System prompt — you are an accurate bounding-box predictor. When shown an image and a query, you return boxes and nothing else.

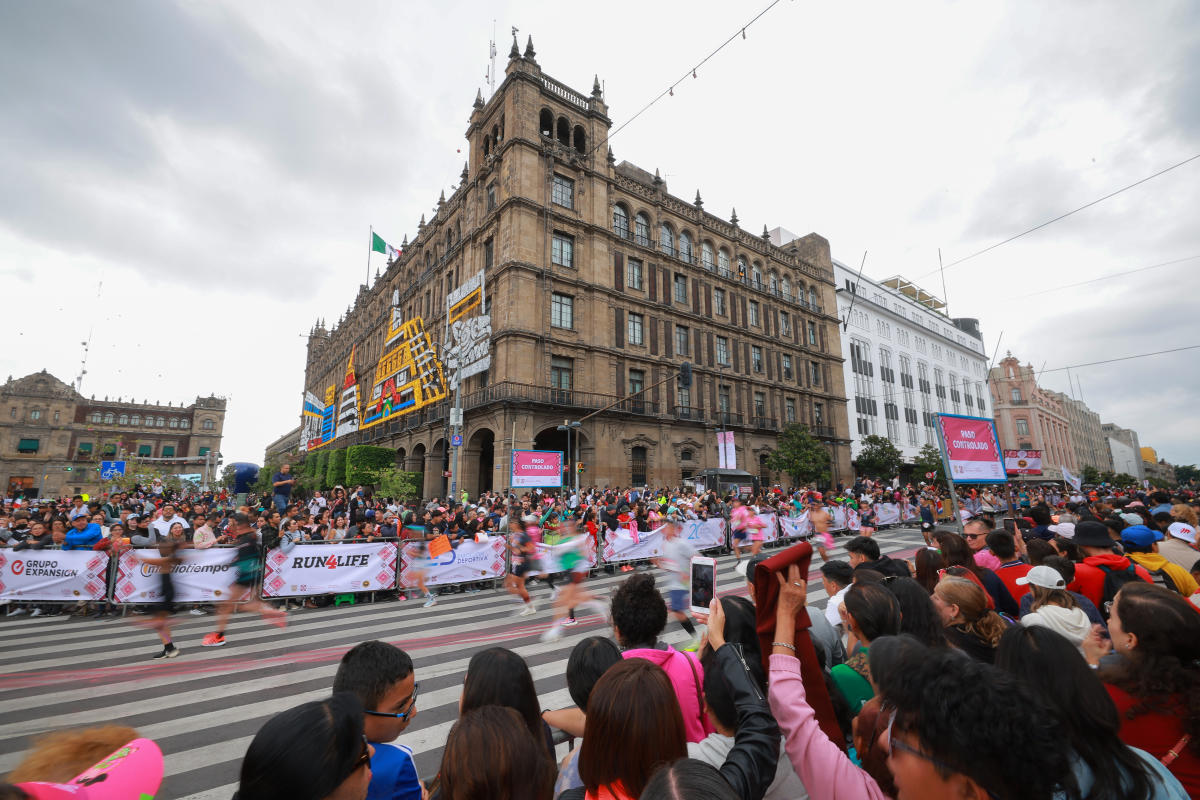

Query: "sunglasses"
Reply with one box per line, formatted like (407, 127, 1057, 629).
(363, 683, 420, 721)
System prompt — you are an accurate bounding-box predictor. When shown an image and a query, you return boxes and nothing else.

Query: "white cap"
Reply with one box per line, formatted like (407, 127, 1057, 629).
(1047, 522, 1075, 539)
(1168, 521, 1196, 545)
(1016, 565, 1066, 590)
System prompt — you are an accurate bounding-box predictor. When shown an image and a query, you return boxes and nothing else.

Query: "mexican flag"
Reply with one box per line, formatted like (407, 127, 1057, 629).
(372, 231, 399, 261)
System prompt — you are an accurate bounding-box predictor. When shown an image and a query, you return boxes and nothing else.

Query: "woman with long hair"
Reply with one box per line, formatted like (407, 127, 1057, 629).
(1101, 583, 1200, 795)
(913, 546, 945, 594)
(885, 576, 948, 648)
(996, 625, 1188, 800)
(437, 706, 554, 800)
(932, 576, 1009, 663)
(1018, 565, 1092, 653)
(831, 583, 901, 712)
(235, 692, 372, 800)
(459, 647, 551, 755)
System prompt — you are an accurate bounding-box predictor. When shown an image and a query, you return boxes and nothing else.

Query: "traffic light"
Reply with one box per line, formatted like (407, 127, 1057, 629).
(62, 466, 72, 472)
(679, 361, 692, 389)
(577, 462, 585, 473)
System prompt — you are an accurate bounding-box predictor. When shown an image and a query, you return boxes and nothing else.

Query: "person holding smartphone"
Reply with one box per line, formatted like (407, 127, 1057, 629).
(654, 515, 700, 649)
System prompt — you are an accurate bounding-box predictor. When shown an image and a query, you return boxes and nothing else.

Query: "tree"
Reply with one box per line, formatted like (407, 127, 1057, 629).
(765, 425, 832, 487)
(218, 463, 238, 491)
(326, 449, 348, 488)
(1175, 464, 1199, 485)
(912, 444, 946, 486)
(853, 435, 904, 480)
(1113, 472, 1136, 486)
(345, 445, 396, 486)
(362, 467, 421, 501)
(1081, 465, 1102, 486)
(252, 455, 285, 496)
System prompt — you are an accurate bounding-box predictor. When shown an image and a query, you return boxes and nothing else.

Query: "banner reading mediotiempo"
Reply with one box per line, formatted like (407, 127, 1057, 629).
(0, 550, 109, 601)
(114, 547, 240, 604)
(262, 541, 399, 597)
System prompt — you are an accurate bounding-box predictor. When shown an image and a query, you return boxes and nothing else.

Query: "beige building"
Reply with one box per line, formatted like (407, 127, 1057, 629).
(1140, 447, 1174, 484)
(988, 354, 1076, 481)
(299, 41, 852, 497)
(1045, 390, 1112, 474)
(1, 370, 226, 499)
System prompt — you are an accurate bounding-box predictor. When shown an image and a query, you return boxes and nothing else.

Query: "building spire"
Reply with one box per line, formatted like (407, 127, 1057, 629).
(694, 190, 703, 208)
(473, 88, 484, 109)
(523, 35, 536, 62)
(592, 74, 602, 97)
(509, 35, 520, 59)
(730, 207, 739, 226)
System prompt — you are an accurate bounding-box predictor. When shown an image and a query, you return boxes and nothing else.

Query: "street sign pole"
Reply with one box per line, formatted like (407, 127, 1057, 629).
(933, 414, 965, 534)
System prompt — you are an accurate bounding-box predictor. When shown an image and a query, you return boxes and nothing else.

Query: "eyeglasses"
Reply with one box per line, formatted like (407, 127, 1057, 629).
(352, 733, 371, 771)
(882, 709, 956, 774)
(363, 683, 420, 721)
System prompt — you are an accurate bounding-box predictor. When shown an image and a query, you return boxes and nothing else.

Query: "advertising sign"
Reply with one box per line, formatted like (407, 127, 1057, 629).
(511, 450, 563, 488)
(261, 542, 399, 597)
(115, 547, 239, 604)
(0, 550, 109, 601)
(399, 535, 506, 588)
(1004, 449, 1044, 475)
(445, 269, 491, 390)
(717, 431, 736, 469)
(935, 414, 1007, 483)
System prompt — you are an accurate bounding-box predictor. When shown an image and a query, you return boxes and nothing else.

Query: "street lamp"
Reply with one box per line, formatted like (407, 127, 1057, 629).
(556, 420, 582, 496)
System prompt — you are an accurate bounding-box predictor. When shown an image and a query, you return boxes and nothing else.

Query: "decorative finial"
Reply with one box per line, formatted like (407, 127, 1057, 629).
(606, 147, 615, 165)
(694, 190, 703, 208)
(461, 161, 469, 181)
(438, 189, 446, 205)
(418, 214, 426, 229)
(592, 75, 602, 97)
(524, 35, 536, 61)
(509, 35, 520, 59)
(762, 225, 770, 240)
(401, 234, 408, 247)
(375, 267, 381, 279)
(730, 208, 739, 226)
(653, 168, 663, 186)
(473, 89, 484, 110)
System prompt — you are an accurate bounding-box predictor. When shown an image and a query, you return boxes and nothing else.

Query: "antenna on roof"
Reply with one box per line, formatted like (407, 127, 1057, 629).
(487, 20, 498, 97)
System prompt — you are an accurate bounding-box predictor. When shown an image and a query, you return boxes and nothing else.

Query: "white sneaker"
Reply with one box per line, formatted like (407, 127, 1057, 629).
(189, 608, 207, 616)
(31, 608, 44, 617)
(540, 624, 564, 643)
(423, 595, 437, 608)
(518, 603, 537, 617)
(9, 608, 27, 616)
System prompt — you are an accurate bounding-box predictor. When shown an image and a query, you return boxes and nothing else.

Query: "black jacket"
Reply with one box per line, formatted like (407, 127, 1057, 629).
(855, 555, 910, 579)
(560, 643, 779, 800)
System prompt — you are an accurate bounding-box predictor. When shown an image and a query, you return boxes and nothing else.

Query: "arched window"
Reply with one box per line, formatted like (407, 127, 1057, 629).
(681, 449, 694, 462)
(130, 414, 141, 426)
(156, 417, 165, 428)
(202, 419, 216, 431)
(769, 272, 779, 293)
(483, 135, 491, 157)
(180, 418, 189, 429)
(659, 224, 675, 256)
(103, 412, 114, 424)
(634, 213, 651, 247)
(718, 248, 731, 274)
(30, 409, 41, 421)
(781, 276, 791, 299)
(737, 255, 748, 281)
(809, 287, 818, 308)
(118, 414, 128, 425)
(90, 412, 102, 423)
(573, 125, 586, 154)
(169, 418, 179, 429)
(556, 117, 570, 147)
(678, 231, 693, 264)
(613, 204, 630, 239)
(701, 242, 715, 271)
(752, 262, 763, 287)
(539, 109, 553, 137)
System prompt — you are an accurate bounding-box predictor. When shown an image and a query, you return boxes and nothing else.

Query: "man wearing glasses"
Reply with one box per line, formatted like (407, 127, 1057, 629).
(333, 640, 423, 800)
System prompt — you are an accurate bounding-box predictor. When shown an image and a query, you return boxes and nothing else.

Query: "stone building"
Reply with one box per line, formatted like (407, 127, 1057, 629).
(988, 354, 1076, 481)
(299, 40, 852, 497)
(1045, 390, 1112, 474)
(0, 370, 226, 499)
(1103, 423, 1143, 481)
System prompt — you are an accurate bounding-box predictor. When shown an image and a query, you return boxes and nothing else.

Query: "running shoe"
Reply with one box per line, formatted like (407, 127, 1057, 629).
(518, 602, 537, 617)
(8, 608, 27, 616)
(540, 625, 564, 643)
(189, 608, 207, 616)
(562, 618, 578, 627)
(30, 609, 45, 617)
(201, 632, 226, 647)
(423, 595, 438, 608)
(153, 647, 181, 660)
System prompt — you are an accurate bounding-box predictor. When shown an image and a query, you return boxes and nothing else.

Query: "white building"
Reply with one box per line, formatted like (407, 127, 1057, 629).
(832, 261, 992, 469)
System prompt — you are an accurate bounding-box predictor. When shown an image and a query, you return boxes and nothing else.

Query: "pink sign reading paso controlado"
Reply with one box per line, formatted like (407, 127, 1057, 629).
(511, 449, 564, 488)
(936, 414, 1007, 483)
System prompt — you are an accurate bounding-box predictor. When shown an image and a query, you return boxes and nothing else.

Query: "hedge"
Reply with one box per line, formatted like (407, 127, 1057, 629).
(326, 448, 347, 488)
(314, 450, 330, 490)
(345, 445, 396, 486)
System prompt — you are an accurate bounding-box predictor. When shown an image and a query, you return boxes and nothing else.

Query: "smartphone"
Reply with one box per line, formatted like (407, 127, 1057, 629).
(690, 556, 717, 615)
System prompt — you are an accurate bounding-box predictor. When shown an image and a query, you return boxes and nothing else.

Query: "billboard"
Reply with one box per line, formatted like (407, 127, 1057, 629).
(1004, 449, 1044, 475)
(935, 414, 1007, 484)
(511, 450, 563, 488)
(444, 269, 491, 391)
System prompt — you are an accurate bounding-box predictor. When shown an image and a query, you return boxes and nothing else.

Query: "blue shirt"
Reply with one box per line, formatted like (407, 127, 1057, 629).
(366, 741, 421, 800)
(64, 523, 102, 550)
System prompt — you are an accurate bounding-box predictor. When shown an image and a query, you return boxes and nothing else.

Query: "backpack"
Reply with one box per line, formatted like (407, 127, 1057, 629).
(1097, 563, 1145, 617)
(1141, 564, 1179, 595)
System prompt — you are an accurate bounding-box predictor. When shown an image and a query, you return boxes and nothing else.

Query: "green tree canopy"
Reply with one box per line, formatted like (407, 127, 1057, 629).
(765, 424, 832, 487)
(346, 446, 396, 486)
(1081, 465, 1102, 486)
(1175, 464, 1198, 485)
(854, 435, 904, 480)
(913, 443, 946, 485)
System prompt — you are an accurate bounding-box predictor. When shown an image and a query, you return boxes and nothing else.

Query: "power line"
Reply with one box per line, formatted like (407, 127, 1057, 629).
(588, 0, 787, 159)
(998, 254, 1200, 302)
(915, 151, 1200, 280)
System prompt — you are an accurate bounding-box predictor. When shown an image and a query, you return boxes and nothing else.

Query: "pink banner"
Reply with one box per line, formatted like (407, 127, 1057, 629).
(510, 449, 563, 488)
(1004, 449, 1043, 475)
(937, 414, 1006, 483)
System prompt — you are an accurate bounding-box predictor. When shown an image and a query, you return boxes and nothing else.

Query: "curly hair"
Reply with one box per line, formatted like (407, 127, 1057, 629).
(1171, 503, 1198, 528)
(1101, 582, 1200, 758)
(611, 572, 667, 648)
(935, 576, 1007, 648)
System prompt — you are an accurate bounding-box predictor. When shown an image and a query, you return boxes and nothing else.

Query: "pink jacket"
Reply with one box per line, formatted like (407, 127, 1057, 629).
(623, 646, 712, 743)
(768, 654, 886, 800)
(973, 549, 1002, 571)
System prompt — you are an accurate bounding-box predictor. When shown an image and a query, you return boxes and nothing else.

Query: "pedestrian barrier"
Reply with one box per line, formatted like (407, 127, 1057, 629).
(113, 546, 242, 605)
(0, 546, 109, 603)
(262, 539, 400, 598)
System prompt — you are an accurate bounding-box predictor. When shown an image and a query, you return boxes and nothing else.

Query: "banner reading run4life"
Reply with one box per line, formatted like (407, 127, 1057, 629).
(113, 547, 239, 604)
(262, 542, 399, 598)
(0, 550, 109, 601)
(399, 536, 506, 589)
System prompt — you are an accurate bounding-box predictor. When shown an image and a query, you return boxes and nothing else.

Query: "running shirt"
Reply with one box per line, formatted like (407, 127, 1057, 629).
(233, 534, 261, 585)
(660, 537, 697, 592)
(365, 741, 421, 800)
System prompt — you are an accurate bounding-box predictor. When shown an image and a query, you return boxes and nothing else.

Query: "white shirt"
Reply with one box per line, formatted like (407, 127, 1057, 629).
(150, 514, 190, 541)
(825, 583, 851, 632)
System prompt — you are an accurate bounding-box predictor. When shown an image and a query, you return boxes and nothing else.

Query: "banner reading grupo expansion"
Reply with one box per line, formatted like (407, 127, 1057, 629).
(936, 413, 1007, 483)
(0, 550, 109, 601)
(114, 547, 240, 604)
(399, 535, 506, 588)
(262, 542, 399, 598)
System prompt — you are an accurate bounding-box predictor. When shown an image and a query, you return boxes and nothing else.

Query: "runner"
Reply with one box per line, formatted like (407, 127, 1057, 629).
(808, 495, 833, 563)
(201, 512, 286, 647)
(858, 501, 877, 537)
(401, 506, 435, 605)
(505, 514, 537, 617)
(540, 522, 605, 642)
(140, 536, 183, 660)
(652, 513, 700, 649)
(729, 497, 756, 562)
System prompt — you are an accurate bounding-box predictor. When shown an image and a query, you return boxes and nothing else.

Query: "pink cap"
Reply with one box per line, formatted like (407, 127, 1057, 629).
(17, 738, 163, 800)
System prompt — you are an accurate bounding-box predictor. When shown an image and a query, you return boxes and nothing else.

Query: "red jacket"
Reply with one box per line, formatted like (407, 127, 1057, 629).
(995, 560, 1032, 603)
(1069, 553, 1153, 609)
(1106, 683, 1200, 795)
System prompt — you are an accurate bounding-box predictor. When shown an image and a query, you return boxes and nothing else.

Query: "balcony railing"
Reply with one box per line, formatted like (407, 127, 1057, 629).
(713, 411, 744, 427)
(751, 416, 778, 431)
(634, 233, 651, 248)
(674, 405, 705, 422)
(811, 425, 836, 438)
(461, 381, 658, 417)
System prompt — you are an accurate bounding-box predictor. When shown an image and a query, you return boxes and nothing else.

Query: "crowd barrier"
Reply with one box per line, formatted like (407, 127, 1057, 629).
(0, 548, 110, 603)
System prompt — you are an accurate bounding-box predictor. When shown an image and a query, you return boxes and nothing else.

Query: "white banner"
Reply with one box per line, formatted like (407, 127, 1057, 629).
(830, 507, 847, 531)
(602, 524, 666, 563)
(399, 536, 506, 588)
(114, 547, 241, 604)
(1062, 465, 1082, 492)
(0, 550, 109, 601)
(535, 534, 598, 574)
(757, 512, 780, 543)
(874, 503, 901, 525)
(779, 513, 811, 539)
(262, 542, 399, 597)
(681, 518, 727, 551)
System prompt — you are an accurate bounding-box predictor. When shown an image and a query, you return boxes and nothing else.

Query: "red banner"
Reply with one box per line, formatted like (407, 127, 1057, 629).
(1004, 450, 1043, 475)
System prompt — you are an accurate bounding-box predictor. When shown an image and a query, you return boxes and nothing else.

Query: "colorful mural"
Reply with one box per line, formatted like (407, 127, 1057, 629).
(361, 311, 447, 430)
(299, 390, 323, 451)
(444, 269, 491, 391)
(336, 346, 360, 438)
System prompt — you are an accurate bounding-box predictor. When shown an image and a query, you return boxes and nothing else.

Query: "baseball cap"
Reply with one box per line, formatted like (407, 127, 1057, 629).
(16, 737, 163, 799)
(1016, 565, 1067, 590)
(1121, 524, 1163, 548)
(1047, 522, 1076, 539)
(1168, 521, 1197, 544)
(1118, 513, 1144, 528)
(1073, 520, 1114, 548)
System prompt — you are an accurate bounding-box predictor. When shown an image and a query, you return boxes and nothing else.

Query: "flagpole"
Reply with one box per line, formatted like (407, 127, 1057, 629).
(366, 226, 373, 285)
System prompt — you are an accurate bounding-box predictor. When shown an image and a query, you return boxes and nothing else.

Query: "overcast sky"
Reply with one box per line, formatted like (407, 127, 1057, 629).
(2, 0, 1198, 469)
